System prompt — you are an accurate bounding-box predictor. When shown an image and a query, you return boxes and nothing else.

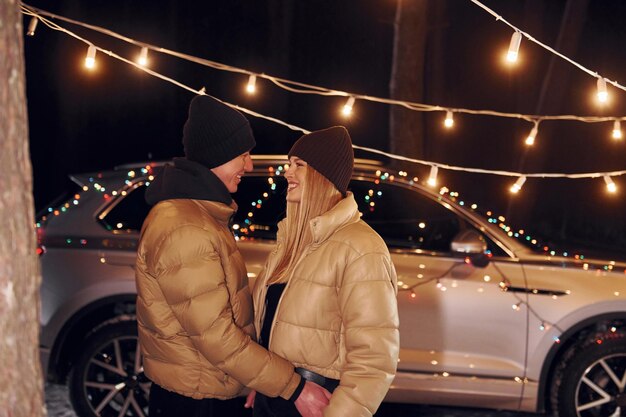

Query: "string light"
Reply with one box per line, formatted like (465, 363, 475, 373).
(604, 175, 617, 193)
(612, 120, 622, 140)
(137, 46, 148, 66)
(470, 0, 626, 96)
(444, 110, 454, 128)
(246, 74, 257, 94)
(20, 4, 626, 194)
(84, 45, 97, 69)
(22, 4, 626, 129)
(341, 96, 355, 117)
(597, 77, 609, 103)
(506, 31, 522, 63)
(427, 166, 438, 187)
(525, 123, 538, 146)
(509, 176, 526, 194)
(26, 16, 38, 36)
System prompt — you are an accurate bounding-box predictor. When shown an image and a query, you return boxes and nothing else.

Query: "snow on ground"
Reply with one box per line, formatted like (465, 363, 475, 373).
(45, 384, 76, 417)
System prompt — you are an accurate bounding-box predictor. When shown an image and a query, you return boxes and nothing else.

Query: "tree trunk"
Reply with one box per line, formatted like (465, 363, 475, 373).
(389, 0, 429, 163)
(0, 1, 45, 416)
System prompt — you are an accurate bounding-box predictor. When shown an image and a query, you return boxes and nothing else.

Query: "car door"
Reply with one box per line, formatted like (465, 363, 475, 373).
(350, 179, 529, 408)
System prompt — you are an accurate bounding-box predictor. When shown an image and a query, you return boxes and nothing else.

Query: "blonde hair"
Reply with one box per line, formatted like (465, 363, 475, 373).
(267, 166, 342, 283)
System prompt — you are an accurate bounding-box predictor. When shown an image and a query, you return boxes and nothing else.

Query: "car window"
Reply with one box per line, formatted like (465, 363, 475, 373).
(351, 180, 462, 251)
(96, 169, 506, 258)
(99, 183, 151, 232)
(232, 175, 287, 240)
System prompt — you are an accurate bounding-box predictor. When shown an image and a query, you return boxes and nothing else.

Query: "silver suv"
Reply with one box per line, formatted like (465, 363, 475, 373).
(38, 156, 626, 417)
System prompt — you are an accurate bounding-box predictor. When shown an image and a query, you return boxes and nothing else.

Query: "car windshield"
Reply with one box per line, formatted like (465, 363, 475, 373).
(440, 189, 626, 261)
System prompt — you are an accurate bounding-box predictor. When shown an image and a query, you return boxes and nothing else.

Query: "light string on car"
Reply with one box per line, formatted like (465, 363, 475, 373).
(20, 4, 626, 196)
(35, 158, 625, 273)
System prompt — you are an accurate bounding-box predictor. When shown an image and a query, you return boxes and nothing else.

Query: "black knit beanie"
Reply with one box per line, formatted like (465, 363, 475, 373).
(182, 95, 256, 169)
(288, 126, 354, 196)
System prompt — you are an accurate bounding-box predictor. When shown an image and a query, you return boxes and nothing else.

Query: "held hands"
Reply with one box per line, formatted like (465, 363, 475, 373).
(242, 381, 331, 416)
(244, 390, 256, 409)
(295, 381, 332, 417)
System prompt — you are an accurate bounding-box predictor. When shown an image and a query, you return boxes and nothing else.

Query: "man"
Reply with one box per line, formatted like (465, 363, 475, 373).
(135, 95, 330, 416)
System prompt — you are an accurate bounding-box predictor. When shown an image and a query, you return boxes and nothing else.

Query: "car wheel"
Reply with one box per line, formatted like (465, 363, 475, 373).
(556, 333, 626, 417)
(68, 320, 150, 417)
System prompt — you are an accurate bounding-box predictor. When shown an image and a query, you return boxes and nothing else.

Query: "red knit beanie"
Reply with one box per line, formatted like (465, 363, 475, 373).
(288, 126, 354, 196)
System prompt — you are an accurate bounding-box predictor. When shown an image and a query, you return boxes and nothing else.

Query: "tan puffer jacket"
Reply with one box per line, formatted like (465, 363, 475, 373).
(136, 198, 299, 400)
(253, 194, 400, 417)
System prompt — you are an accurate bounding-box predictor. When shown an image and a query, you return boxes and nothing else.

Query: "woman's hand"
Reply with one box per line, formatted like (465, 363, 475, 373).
(244, 390, 256, 408)
(295, 381, 332, 417)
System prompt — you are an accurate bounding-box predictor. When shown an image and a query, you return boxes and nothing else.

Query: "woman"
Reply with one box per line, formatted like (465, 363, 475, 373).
(249, 126, 400, 417)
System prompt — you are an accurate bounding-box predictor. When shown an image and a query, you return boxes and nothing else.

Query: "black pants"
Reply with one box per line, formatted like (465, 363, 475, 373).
(252, 393, 299, 417)
(149, 382, 246, 417)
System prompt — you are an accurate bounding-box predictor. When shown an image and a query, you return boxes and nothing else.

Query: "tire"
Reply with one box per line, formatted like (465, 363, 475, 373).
(68, 320, 150, 417)
(556, 333, 626, 417)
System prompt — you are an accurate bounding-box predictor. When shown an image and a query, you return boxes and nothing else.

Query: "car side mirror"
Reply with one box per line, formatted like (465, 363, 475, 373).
(451, 230, 489, 267)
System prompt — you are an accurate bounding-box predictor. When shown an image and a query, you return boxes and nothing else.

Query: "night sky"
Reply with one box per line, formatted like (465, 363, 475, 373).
(22, 0, 626, 257)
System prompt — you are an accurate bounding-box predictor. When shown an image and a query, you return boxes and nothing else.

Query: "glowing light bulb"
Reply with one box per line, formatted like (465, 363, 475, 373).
(604, 175, 617, 193)
(612, 120, 622, 140)
(246, 74, 257, 94)
(510, 176, 527, 193)
(138, 47, 149, 66)
(506, 32, 522, 63)
(85, 45, 97, 69)
(26, 17, 39, 37)
(525, 124, 538, 146)
(427, 166, 438, 187)
(342, 96, 355, 117)
(444, 111, 454, 128)
(597, 77, 608, 103)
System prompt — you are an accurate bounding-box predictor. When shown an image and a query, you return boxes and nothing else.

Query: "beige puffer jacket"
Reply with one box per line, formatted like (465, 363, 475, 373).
(136, 197, 299, 400)
(253, 193, 400, 417)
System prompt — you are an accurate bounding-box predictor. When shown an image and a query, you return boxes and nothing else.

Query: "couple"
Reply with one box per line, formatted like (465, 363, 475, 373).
(135, 95, 400, 417)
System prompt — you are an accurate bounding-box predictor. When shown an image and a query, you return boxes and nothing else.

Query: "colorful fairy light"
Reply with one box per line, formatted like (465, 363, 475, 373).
(444, 110, 454, 128)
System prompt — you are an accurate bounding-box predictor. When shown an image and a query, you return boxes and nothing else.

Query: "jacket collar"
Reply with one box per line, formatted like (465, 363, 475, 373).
(275, 192, 360, 247)
(197, 200, 238, 224)
(145, 157, 233, 206)
(308, 192, 360, 244)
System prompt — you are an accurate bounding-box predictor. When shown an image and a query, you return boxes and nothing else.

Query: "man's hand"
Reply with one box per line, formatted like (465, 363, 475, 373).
(244, 390, 256, 409)
(294, 381, 332, 417)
